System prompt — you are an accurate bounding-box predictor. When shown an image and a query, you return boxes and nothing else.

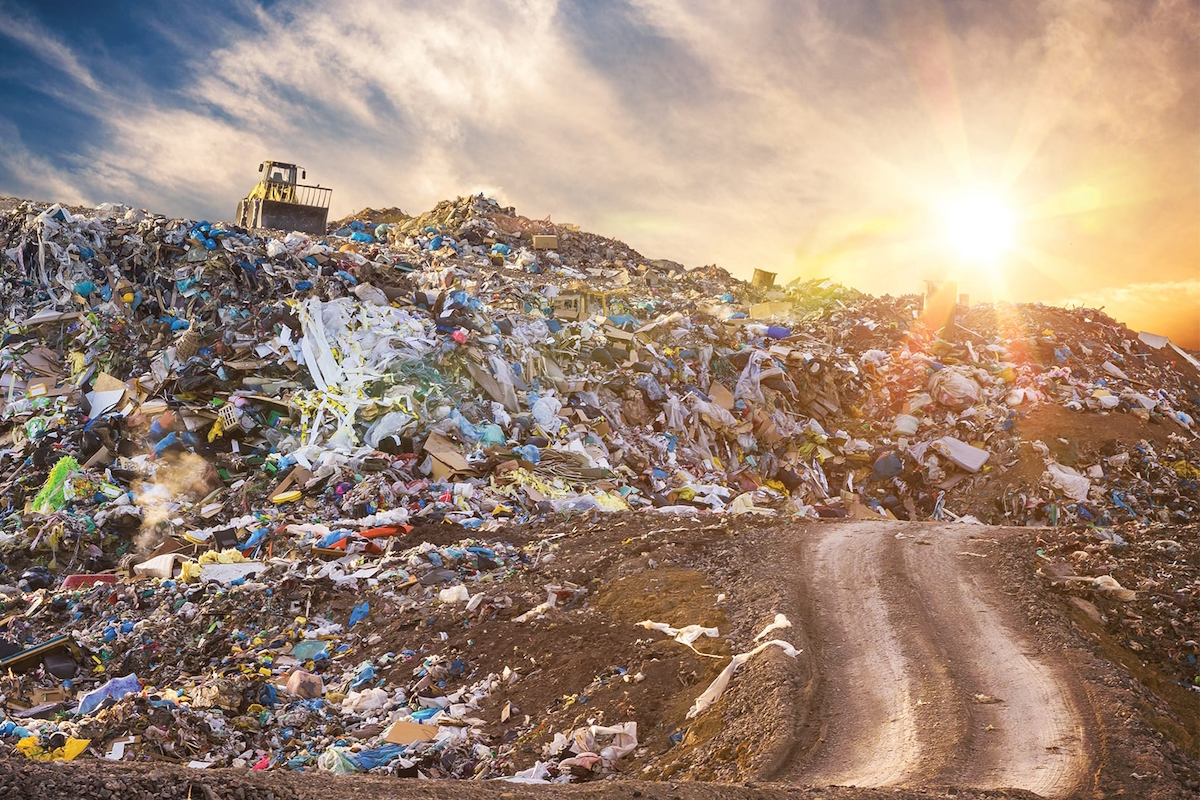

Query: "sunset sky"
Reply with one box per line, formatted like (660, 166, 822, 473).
(1, 0, 1197, 345)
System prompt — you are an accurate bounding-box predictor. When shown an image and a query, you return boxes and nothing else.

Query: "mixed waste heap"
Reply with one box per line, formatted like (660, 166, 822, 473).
(0, 195, 1196, 780)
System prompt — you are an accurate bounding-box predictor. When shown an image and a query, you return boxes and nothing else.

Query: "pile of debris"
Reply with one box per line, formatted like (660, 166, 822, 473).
(0, 195, 1196, 779)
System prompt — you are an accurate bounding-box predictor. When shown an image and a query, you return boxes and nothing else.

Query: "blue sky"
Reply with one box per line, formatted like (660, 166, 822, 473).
(1, 0, 1197, 344)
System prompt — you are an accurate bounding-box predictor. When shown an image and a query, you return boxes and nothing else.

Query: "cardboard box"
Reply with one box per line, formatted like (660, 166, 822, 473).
(531, 235, 558, 250)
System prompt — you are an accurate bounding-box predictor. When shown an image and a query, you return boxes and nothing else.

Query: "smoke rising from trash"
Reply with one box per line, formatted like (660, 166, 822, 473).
(130, 451, 212, 553)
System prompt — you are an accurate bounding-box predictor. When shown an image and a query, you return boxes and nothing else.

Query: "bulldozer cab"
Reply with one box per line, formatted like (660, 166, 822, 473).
(267, 163, 292, 183)
(260, 161, 299, 203)
(236, 160, 330, 235)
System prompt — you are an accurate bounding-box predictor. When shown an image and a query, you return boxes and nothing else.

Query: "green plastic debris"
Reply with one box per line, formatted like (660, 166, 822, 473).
(31, 456, 80, 514)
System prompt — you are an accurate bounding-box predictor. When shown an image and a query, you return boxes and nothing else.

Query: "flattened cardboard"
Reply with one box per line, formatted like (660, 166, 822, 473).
(133, 553, 188, 579)
(21, 349, 61, 376)
(754, 414, 782, 446)
(708, 382, 735, 411)
(466, 361, 519, 413)
(604, 325, 636, 344)
(423, 433, 472, 481)
(749, 301, 792, 319)
(269, 466, 313, 502)
(384, 718, 438, 745)
(93, 372, 128, 394)
(83, 446, 113, 468)
(5, 687, 69, 711)
(22, 309, 81, 326)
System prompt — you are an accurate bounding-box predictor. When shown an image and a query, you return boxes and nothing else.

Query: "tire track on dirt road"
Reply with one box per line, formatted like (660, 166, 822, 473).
(782, 522, 1093, 797)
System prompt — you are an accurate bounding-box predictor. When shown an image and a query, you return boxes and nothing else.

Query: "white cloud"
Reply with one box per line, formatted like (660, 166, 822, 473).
(0, 1, 100, 92)
(77, 0, 673, 228)
(0, 119, 92, 205)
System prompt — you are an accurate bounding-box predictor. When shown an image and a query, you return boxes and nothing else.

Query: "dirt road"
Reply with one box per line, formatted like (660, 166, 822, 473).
(780, 522, 1093, 796)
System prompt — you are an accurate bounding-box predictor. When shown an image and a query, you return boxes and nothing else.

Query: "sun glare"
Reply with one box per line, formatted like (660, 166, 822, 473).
(939, 191, 1016, 263)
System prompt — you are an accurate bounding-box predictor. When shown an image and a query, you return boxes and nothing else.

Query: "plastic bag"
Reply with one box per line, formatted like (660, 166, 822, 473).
(353, 743, 405, 770)
(663, 395, 686, 431)
(637, 620, 721, 658)
(592, 721, 638, 761)
(448, 409, 482, 441)
(1046, 462, 1090, 502)
(349, 601, 370, 627)
(504, 761, 551, 783)
(480, 424, 506, 445)
(730, 493, 776, 515)
(635, 374, 666, 402)
(365, 411, 415, 449)
(438, 584, 470, 603)
(928, 369, 980, 409)
(549, 495, 603, 514)
(16, 736, 90, 762)
(318, 745, 361, 774)
(78, 674, 141, 716)
(687, 637, 800, 719)
(342, 687, 389, 714)
(735, 351, 769, 404)
(531, 395, 562, 428)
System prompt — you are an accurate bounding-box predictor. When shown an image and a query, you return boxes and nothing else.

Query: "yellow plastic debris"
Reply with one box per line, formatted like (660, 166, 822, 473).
(593, 492, 630, 511)
(1170, 460, 1200, 480)
(16, 736, 90, 761)
(198, 548, 248, 565)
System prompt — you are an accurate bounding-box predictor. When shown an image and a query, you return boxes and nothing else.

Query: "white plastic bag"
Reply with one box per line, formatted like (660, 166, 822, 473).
(438, 584, 471, 603)
(531, 395, 562, 428)
(1046, 462, 1090, 502)
(929, 369, 980, 409)
(735, 351, 769, 404)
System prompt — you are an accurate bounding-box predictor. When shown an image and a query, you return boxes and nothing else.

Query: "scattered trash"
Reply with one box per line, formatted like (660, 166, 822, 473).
(0, 194, 1195, 782)
(686, 617, 801, 719)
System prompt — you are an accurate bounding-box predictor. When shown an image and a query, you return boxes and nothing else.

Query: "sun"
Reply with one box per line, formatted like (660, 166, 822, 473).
(938, 191, 1016, 263)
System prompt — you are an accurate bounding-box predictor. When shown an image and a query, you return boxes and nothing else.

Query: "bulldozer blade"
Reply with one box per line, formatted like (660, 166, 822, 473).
(257, 200, 328, 236)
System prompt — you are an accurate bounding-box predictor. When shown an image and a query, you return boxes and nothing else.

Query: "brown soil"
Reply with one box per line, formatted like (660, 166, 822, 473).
(1015, 403, 1183, 453)
(960, 400, 1193, 524)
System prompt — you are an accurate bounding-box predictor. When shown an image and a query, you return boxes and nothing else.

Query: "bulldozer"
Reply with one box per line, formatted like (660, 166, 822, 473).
(235, 160, 331, 235)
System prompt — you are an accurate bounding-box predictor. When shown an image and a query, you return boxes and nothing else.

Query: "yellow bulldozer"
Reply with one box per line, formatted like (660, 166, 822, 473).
(235, 160, 331, 235)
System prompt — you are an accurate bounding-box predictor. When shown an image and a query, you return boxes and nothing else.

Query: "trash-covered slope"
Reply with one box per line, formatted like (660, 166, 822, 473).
(0, 195, 1196, 787)
(2, 196, 1195, 531)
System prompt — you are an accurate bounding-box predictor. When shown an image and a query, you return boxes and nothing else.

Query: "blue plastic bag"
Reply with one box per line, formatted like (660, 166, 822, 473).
(348, 601, 370, 627)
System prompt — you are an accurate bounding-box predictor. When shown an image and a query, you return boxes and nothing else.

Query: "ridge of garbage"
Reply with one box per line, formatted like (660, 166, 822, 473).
(0, 194, 1196, 780)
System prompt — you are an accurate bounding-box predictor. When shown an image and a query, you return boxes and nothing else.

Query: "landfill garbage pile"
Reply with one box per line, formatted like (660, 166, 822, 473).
(1033, 520, 1200, 695)
(0, 195, 1197, 781)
